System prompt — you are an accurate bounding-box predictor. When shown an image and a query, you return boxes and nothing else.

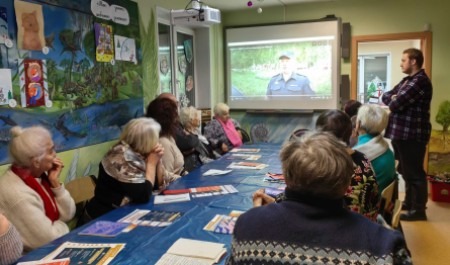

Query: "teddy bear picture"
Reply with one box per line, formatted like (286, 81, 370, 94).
(14, 0, 45, 51)
(21, 11, 42, 50)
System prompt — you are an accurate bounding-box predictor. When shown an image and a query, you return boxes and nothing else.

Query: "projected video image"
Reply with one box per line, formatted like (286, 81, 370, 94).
(229, 38, 333, 99)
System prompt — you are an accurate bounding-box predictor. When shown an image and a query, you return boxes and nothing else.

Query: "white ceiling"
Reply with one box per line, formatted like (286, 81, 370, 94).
(201, 0, 336, 11)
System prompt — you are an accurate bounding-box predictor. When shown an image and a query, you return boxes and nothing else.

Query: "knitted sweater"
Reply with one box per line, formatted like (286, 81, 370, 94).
(0, 169, 75, 252)
(0, 222, 23, 265)
(228, 189, 411, 265)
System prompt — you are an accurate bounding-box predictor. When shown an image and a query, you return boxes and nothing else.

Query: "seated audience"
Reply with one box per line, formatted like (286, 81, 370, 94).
(316, 109, 380, 221)
(179, 106, 215, 171)
(146, 98, 186, 178)
(204, 102, 242, 154)
(228, 132, 412, 265)
(354, 104, 396, 192)
(0, 213, 23, 265)
(0, 126, 75, 251)
(85, 118, 165, 221)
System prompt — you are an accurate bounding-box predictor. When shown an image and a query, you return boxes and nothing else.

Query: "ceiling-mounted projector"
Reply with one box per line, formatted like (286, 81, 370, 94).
(171, 6, 221, 27)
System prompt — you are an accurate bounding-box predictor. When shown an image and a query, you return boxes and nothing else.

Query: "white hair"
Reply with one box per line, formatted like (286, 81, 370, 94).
(179, 106, 199, 127)
(213, 102, 229, 116)
(120, 118, 161, 155)
(9, 126, 52, 167)
(356, 104, 388, 135)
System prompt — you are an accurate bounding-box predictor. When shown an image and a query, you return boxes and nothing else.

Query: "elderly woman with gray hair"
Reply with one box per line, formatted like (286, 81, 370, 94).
(228, 132, 411, 265)
(178, 106, 215, 171)
(353, 104, 396, 192)
(204, 102, 243, 154)
(0, 126, 75, 251)
(85, 118, 165, 221)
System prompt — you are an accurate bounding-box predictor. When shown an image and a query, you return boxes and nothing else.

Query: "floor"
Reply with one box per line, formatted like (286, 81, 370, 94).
(399, 192, 450, 265)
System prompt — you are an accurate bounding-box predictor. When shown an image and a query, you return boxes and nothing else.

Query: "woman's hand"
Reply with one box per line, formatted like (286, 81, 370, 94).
(47, 157, 64, 188)
(146, 144, 164, 167)
(252, 189, 275, 207)
(221, 143, 229, 153)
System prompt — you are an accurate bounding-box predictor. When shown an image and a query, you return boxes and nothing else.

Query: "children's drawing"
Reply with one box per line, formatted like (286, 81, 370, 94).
(14, 0, 45, 51)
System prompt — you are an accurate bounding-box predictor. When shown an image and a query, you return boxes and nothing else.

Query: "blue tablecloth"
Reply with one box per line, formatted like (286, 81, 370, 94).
(17, 143, 284, 264)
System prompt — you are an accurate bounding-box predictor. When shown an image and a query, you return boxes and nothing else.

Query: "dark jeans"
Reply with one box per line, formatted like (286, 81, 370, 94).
(392, 139, 428, 212)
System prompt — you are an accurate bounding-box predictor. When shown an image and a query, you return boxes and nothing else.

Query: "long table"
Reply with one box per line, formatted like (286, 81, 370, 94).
(17, 143, 284, 264)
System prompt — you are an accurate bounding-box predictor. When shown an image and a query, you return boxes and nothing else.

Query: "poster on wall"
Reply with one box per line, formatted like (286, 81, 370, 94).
(94, 22, 114, 63)
(0, 0, 143, 165)
(0, 7, 8, 44)
(114, 35, 136, 63)
(14, 0, 45, 51)
(0, 69, 13, 105)
(19, 58, 47, 108)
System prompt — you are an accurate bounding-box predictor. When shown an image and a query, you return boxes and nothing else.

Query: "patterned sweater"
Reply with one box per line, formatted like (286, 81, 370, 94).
(228, 189, 411, 265)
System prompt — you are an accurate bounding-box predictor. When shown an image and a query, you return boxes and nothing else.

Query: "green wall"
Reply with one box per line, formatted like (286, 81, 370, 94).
(221, 0, 450, 129)
(3, 0, 448, 177)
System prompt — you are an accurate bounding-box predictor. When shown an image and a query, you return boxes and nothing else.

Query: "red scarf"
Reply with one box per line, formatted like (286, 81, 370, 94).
(11, 165, 60, 222)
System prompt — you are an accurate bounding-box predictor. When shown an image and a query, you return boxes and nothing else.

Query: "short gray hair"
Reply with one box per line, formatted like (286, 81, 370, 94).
(280, 131, 353, 199)
(179, 106, 199, 127)
(356, 104, 388, 135)
(213, 102, 229, 116)
(120, 118, 161, 155)
(9, 126, 52, 167)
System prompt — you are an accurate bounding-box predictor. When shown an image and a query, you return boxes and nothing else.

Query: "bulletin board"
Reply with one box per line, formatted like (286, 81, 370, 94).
(0, 0, 143, 165)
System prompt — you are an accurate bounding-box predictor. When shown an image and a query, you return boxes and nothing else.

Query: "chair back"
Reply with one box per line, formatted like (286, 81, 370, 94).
(391, 199, 403, 229)
(289, 128, 309, 141)
(380, 180, 396, 213)
(237, 127, 251, 143)
(65, 175, 97, 229)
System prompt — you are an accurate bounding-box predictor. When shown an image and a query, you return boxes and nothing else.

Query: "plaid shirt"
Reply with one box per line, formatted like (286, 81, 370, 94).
(382, 69, 432, 143)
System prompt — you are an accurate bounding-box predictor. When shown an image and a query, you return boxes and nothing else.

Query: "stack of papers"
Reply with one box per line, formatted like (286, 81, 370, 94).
(202, 169, 232, 176)
(162, 185, 238, 198)
(17, 259, 70, 265)
(154, 193, 191, 204)
(118, 209, 182, 227)
(203, 210, 244, 234)
(226, 154, 261, 161)
(264, 172, 285, 183)
(228, 161, 268, 169)
(155, 238, 227, 265)
(43, 242, 125, 265)
(230, 148, 260, 153)
(78, 221, 132, 237)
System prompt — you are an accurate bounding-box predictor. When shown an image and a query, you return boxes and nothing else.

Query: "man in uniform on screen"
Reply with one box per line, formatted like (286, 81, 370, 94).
(266, 51, 315, 96)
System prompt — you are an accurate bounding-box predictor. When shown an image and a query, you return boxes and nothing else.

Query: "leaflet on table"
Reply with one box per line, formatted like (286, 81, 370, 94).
(118, 209, 182, 227)
(154, 193, 191, 204)
(229, 148, 260, 153)
(203, 210, 244, 234)
(190, 185, 238, 198)
(227, 161, 268, 169)
(17, 258, 70, 265)
(44, 242, 125, 265)
(226, 154, 262, 161)
(162, 185, 238, 197)
(264, 172, 285, 183)
(78, 221, 133, 237)
(155, 238, 227, 265)
(202, 169, 232, 176)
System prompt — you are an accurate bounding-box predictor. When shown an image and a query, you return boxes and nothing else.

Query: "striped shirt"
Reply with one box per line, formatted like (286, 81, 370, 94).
(382, 69, 432, 143)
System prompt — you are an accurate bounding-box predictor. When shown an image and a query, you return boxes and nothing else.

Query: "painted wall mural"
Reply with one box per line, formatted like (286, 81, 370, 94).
(0, 0, 143, 165)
